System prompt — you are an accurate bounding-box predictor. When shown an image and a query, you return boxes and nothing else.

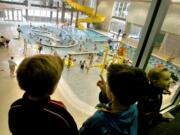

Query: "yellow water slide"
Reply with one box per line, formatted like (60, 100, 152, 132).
(64, 0, 105, 29)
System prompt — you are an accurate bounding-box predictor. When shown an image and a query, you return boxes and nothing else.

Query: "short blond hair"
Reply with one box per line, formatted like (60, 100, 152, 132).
(148, 67, 169, 83)
(17, 54, 64, 97)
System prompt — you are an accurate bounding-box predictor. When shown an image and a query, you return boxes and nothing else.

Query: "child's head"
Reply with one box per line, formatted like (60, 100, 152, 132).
(16, 54, 64, 98)
(148, 67, 171, 91)
(106, 64, 148, 106)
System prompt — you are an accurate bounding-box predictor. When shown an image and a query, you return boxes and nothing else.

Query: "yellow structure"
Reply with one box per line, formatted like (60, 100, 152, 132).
(111, 40, 126, 64)
(89, 41, 127, 75)
(89, 43, 109, 76)
(64, 0, 105, 29)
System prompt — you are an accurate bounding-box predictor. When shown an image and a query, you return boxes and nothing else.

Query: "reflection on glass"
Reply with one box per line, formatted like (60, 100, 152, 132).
(146, 4, 180, 109)
(108, 1, 152, 65)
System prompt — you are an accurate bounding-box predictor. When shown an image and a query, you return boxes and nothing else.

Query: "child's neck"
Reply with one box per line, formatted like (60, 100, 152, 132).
(111, 101, 129, 113)
(27, 95, 48, 101)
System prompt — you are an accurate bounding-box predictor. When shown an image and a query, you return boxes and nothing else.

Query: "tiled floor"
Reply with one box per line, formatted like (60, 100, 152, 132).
(0, 22, 98, 135)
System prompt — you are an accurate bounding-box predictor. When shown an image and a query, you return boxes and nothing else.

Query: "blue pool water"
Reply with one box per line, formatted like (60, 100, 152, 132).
(20, 25, 180, 80)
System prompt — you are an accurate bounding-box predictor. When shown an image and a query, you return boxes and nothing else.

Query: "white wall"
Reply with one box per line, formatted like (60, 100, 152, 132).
(159, 33, 180, 58)
(97, 0, 115, 31)
(127, 2, 180, 35)
(127, 2, 150, 26)
(162, 4, 180, 35)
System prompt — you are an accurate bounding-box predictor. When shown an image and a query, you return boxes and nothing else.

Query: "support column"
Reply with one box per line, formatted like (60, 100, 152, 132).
(61, 1, 65, 22)
(50, 11, 53, 22)
(70, 7, 74, 25)
(75, 10, 79, 28)
(25, 9, 28, 21)
(56, 1, 59, 26)
(24, 0, 28, 21)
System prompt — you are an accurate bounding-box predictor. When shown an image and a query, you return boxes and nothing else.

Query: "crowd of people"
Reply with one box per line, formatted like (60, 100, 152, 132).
(7, 53, 177, 135)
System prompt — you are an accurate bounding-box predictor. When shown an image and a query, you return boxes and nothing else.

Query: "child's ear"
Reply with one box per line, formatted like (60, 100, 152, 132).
(152, 80, 158, 85)
(110, 91, 115, 101)
(152, 80, 160, 87)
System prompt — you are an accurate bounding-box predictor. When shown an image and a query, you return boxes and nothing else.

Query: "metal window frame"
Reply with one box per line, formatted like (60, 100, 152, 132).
(132, 0, 180, 112)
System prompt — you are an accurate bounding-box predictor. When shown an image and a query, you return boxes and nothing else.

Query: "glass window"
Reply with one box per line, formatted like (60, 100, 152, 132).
(65, 12, 71, 20)
(119, 3, 123, 11)
(46, 11, 50, 17)
(18, 10, 22, 20)
(109, 19, 126, 34)
(28, 9, 33, 16)
(114, 2, 119, 11)
(145, 3, 180, 109)
(128, 24, 142, 38)
(34, 10, 41, 16)
(108, 2, 151, 66)
(22, 9, 26, 16)
(89, 0, 96, 8)
(58, 11, 62, 19)
(40, 10, 46, 17)
(14, 10, 17, 20)
(112, 1, 130, 18)
(52, 11, 56, 18)
(5, 10, 8, 20)
(8, 10, 13, 20)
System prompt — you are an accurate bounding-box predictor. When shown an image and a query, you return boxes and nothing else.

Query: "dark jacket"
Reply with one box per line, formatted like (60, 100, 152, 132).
(137, 84, 164, 135)
(99, 91, 110, 104)
(137, 84, 163, 121)
(8, 93, 78, 135)
(79, 104, 138, 135)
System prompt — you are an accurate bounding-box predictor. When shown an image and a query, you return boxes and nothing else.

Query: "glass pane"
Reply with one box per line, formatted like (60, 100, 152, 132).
(5, 10, 8, 20)
(22, 9, 26, 16)
(34, 10, 41, 16)
(14, 10, 17, 20)
(110, 1, 152, 65)
(52, 11, 56, 18)
(18, 10, 22, 20)
(8, 10, 13, 20)
(65, 12, 71, 20)
(28, 9, 33, 16)
(46, 11, 50, 17)
(145, 3, 180, 109)
(41, 10, 46, 17)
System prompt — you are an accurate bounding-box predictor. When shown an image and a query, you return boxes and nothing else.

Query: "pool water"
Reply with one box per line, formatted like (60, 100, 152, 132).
(20, 25, 180, 80)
